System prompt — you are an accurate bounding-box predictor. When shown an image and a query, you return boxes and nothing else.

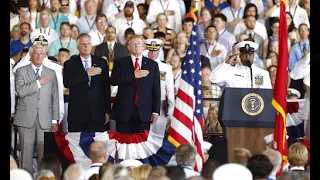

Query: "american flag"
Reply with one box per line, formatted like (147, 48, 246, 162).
(168, 20, 204, 171)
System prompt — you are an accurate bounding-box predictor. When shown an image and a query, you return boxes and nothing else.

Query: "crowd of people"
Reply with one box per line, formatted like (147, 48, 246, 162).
(10, 0, 310, 179)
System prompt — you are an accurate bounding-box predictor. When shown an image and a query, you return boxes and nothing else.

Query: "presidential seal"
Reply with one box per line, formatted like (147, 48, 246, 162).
(241, 93, 264, 116)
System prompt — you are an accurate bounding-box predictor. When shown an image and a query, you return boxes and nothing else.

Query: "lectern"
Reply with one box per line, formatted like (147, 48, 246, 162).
(218, 87, 275, 163)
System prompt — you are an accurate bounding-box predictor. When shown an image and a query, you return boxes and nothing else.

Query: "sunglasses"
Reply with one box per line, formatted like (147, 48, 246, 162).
(61, 3, 69, 6)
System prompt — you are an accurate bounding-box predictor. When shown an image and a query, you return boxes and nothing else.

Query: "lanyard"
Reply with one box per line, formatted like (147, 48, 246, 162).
(289, 5, 298, 19)
(85, 15, 95, 31)
(205, 41, 217, 55)
(230, 7, 241, 20)
(59, 38, 71, 49)
(125, 19, 133, 28)
(97, 32, 104, 43)
(160, 0, 169, 12)
(51, 13, 59, 30)
(30, 11, 39, 29)
(114, 0, 121, 12)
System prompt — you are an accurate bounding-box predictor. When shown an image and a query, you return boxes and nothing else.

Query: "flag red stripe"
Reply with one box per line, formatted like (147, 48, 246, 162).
(168, 127, 190, 145)
(177, 88, 194, 108)
(173, 108, 193, 130)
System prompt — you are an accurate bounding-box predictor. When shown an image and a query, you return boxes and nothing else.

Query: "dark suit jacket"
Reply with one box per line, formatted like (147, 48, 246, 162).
(94, 42, 129, 61)
(63, 54, 111, 124)
(110, 56, 161, 123)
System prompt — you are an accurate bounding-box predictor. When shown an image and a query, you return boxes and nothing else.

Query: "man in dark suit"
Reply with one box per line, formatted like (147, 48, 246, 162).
(94, 26, 129, 71)
(63, 33, 111, 132)
(110, 35, 161, 134)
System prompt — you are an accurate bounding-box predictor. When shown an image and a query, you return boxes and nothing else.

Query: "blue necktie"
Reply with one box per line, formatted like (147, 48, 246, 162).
(35, 68, 40, 79)
(303, 43, 307, 54)
(84, 60, 91, 86)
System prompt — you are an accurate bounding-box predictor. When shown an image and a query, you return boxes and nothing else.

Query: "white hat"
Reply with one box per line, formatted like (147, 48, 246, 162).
(10, 169, 33, 180)
(213, 163, 253, 180)
(30, 33, 52, 46)
(202, 141, 212, 151)
(264, 133, 289, 144)
(236, 41, 258, 53)
(144, 38, 163, 51)
(120, 159, 143, 168)
(287, 88, 301, 98)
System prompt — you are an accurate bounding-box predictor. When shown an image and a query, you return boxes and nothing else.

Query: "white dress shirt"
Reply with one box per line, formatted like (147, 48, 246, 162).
(112, 17, 147, 45)
(131, 54, 142, 69)
(270, 5, 310, 28)
(204, 41, 227, 70)
(85, 163, 102, 180)
(146, 0, 182, 32)
(88, 29, 106, 46)
(233, 21, 268, 40)
(102, 0, 140, 25)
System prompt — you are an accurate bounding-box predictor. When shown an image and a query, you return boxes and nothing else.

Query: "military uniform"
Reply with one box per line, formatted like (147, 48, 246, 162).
(209, 41, 272, 89)
(145, 39, 175, 135)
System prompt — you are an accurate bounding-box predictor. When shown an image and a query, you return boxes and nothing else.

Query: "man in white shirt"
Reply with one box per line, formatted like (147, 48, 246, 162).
(146, 0, 182, 32)
(10, 3, 30, 31)
(76, 0, 98, 34)
(233, 3, 268, 40)
(88, 14, 108, 46)
(102, 0, 140, 25)
(30, 10, 60, 47)
(209, 40, 272, 89)
(221, 0, 244, 33)
(112, 1, 147, 45)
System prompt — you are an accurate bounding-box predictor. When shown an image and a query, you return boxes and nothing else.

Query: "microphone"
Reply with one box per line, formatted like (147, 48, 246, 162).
(245, 60, 253, 88)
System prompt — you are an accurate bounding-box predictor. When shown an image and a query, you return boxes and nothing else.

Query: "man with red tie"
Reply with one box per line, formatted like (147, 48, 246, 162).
(110, 35, 161, 134)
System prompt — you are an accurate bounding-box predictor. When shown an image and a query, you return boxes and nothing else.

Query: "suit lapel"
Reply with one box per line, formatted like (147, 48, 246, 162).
(26, 64, 36, 81)
(141, 57, 148, 70)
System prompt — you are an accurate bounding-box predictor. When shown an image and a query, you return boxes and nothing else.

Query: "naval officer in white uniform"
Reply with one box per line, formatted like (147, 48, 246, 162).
(209, 40, 272, 89)
(144, 38, 175, 135)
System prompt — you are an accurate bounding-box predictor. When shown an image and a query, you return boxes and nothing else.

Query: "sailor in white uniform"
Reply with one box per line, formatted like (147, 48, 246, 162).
(144, 38, 175, 135)
(209, 41, 272, 89)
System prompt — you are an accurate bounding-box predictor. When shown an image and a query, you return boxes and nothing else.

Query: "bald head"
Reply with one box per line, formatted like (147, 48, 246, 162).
(89, 141, 109, 163)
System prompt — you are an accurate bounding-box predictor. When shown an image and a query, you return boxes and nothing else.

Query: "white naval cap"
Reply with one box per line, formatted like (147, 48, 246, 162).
(202, 141, 212, 151)
(120, 159, 143, 168)
(287, 88, 301, 98)
(10, 169, 33, 180)
(144, 38, 163, 51)
(264, 133, 289, 144)
(31, 33, 51, 46)
(236, 41, 258, 53)
(212, 163, 253, 180)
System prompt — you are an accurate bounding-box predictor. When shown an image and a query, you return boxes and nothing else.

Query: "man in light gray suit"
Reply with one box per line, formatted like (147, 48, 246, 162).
(14, 44, 59, 175)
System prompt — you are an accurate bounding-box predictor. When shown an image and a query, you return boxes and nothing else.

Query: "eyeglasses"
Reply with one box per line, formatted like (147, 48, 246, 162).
(61, 3, 69, 6)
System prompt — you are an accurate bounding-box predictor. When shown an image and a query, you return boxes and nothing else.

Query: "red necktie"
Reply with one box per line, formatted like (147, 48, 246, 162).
(134, 57, 140, 105)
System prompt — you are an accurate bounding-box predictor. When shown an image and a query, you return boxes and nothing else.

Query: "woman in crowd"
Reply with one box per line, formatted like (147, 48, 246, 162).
(165, 31, 188, 66)
(153, 13, 176, 51)
(198, 7, 214, 42)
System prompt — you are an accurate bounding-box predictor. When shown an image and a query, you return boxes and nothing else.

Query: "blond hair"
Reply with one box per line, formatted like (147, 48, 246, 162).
(132, 164, 152, 180)
(288, 142, 309, 167)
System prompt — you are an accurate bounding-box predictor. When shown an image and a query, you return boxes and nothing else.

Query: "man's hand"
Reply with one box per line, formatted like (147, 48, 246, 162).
(104, 113, 110, 125)
(151, 114, 158, 124)
(164, 10, 175, 16)
(225, 53, 240, 64)
(302, 50, 310, 60)
(87, 67, 102, 77)
(134, 69, 149, 79)
(211, 50, 221, 58)
(52, 123, 58, 132)
(38, 76, 51, 85)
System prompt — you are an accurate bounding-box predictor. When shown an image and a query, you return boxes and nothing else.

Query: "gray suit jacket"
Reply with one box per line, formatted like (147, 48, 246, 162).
(14, 64, 59, 129)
